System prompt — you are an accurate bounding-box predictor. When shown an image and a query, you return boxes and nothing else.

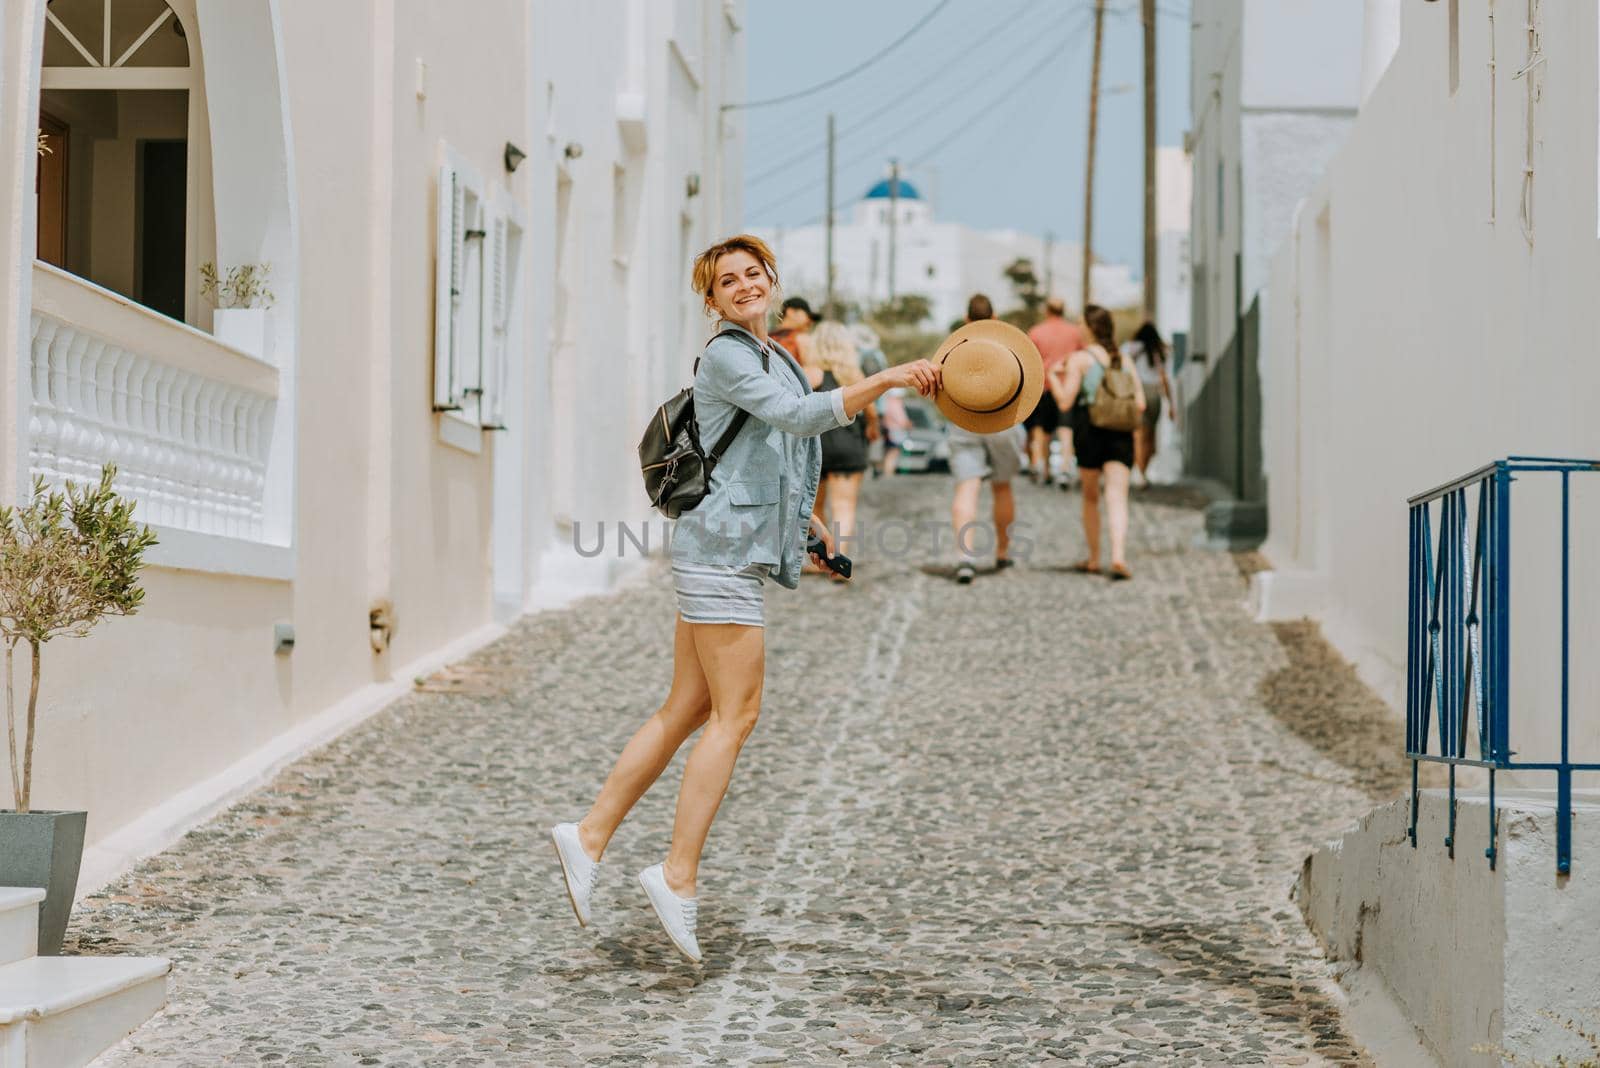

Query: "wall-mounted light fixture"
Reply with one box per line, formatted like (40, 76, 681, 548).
(685, 172, 701, 199)
(563, 141, 584, 161)
(504, 141, 527, 173)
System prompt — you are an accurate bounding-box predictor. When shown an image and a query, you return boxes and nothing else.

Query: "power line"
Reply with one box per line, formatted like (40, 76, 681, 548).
(761, 3, 1000, 109)
(746, 10, 1093, 221)
(741, 0, 1040, 158)
(915, 27, 1088, 179)
(745, 0, 1064, 188)
(725, 0, 956, 112)
(909, 15, 1093, 168)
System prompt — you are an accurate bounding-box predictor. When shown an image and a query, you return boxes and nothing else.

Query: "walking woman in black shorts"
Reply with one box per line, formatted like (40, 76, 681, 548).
(1045, 304, 1145, 579)
(808, 321, 877, 576)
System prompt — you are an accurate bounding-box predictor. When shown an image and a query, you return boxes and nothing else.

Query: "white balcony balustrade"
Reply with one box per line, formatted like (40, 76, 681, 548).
(27, 263, 280, 543)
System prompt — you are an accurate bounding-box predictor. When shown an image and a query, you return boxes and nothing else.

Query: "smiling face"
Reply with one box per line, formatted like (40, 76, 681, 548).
(706, 249, 774, 329)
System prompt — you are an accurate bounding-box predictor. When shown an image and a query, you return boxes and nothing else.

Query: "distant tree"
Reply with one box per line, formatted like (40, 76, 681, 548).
(999, 308, 1038, 331)
(1002, 257, 1045, 328)
(870, 293, 933, 330)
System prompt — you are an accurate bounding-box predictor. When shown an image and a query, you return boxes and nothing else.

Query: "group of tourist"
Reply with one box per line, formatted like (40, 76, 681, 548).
(552, 234, 1177, 964)
(940, 291, 1176, 583)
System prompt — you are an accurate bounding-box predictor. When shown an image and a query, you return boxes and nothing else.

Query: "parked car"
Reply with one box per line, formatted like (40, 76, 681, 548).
(895, 397, 950, 474)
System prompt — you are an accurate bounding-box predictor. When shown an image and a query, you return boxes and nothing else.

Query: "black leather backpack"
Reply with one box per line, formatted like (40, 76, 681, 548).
(638, 330, 769, 518)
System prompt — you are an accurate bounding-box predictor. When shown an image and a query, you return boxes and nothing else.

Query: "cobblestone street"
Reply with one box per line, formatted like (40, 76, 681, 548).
(75, 475, 1398, 1065)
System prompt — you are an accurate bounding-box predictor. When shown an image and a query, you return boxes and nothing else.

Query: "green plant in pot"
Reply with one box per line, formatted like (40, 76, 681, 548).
(0, 465, 155, 955)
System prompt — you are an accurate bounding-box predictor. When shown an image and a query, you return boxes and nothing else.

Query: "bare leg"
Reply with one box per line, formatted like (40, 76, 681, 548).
(1104, 461, 1131, 567)
(991, 481, 1015, 561)
(829, 472, 864, 550)
(950, 477, 982, 561)
(663, 622, 765, 897)
(1056, 427, 1076, 484)
(577, 617, 711, 860)
(1027, 427, 1046, 479)
(881, 447, 900, 478)
(1079, 468, 1102, 567)
(1134, 427, 1153, 476)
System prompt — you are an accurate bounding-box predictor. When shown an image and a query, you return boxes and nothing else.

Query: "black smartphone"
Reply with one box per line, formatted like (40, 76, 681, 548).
(806, 534, 853, 579)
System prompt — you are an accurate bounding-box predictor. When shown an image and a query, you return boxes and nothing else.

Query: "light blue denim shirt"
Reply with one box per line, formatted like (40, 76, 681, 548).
(669, 321, 851, 589)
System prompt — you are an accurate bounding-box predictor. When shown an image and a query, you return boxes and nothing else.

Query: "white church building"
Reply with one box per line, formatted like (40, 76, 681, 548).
(753, 177, 1139, 328)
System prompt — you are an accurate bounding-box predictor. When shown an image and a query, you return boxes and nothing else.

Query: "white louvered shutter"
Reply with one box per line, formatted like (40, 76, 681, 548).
(480, 210, 508, 429)
(434, 162, 464, 411)
(482, 205, 524, 431)
(456, 184, 484, 417)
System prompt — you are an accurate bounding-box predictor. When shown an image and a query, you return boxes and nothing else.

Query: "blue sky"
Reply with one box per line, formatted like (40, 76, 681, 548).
(740, 0, 1191, 279)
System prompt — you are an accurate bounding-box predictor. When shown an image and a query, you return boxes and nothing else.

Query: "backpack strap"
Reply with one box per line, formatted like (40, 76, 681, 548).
(698, 330, 771, 463)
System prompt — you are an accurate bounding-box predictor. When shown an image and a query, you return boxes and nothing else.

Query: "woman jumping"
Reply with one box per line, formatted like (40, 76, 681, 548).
(551, 235, 939, 961)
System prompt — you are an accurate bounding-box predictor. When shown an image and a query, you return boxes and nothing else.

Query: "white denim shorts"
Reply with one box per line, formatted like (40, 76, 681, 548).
(672, 562, 771, 627)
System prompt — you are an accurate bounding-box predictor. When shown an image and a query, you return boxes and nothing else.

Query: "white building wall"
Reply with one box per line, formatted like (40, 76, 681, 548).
(1256, 0, 1600, 773)
(1156, 145, 1192, 341)
(0, 0, 743, 883)
(1188, 0, 1361, 373)
(756, 202, 1137, 332)
(1188, 0, 1244, 366)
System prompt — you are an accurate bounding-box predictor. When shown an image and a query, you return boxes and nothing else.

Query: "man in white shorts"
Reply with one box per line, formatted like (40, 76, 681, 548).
(947, 423, 1023, 584)
(939, 294, 1038, 585)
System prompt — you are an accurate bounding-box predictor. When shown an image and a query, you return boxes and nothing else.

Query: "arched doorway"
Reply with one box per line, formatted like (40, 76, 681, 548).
(37, 0, 212, 324)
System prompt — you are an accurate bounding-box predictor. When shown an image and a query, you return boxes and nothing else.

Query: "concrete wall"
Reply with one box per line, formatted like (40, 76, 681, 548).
(1255, 0, 1600, 774)
(1299, 790, 1600, 1066)
(1, 0, 744, 882)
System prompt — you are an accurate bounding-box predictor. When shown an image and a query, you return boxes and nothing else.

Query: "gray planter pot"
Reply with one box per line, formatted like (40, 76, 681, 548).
(0, 809, 87, 955)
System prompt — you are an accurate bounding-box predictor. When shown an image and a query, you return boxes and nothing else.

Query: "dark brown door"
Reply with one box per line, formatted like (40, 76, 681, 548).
(35, 113, 68, 267)
(136, 139, 186, 321)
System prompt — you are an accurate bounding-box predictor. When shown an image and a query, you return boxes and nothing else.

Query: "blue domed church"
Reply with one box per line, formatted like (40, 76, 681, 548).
(752, 172, 1137, 327)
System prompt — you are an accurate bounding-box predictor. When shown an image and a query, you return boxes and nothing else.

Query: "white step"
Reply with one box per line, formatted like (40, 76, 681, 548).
(0, 956, 170, 1068)
(0, 890, 43, 968)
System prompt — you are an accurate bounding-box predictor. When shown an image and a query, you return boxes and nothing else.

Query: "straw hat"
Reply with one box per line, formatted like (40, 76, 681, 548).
(931, 319, 1043, 434)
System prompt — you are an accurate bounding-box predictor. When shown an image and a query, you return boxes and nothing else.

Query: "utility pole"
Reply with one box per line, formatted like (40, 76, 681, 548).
(1142, 0, 1158, 318)
(825, 112, 836, 318)
(1081, 0, 1106, 312)
(1044, 230, 1055, 298)
(887, 158, 900, 304)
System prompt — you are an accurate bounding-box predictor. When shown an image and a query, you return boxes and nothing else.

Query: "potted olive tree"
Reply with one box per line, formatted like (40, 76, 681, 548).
(0, 466, 155, 954)
(200, 261, 275, 360)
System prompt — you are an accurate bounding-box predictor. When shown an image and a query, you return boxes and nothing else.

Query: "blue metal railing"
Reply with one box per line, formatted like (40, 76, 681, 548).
(1407, 457, 1600, 875)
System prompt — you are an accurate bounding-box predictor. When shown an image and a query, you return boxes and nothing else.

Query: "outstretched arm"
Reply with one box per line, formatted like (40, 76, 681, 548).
(699, 337, 849, 436)
(838, 361, 940, 419)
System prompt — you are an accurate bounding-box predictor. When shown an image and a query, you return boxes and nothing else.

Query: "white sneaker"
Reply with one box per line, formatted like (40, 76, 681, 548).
(638, 863, 702, 962)
(550, 822, 600, 928)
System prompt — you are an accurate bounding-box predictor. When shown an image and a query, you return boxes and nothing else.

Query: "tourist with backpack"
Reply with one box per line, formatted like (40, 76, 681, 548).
(552, 235, 939, 963)
(1046, 304, 1145, 580)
